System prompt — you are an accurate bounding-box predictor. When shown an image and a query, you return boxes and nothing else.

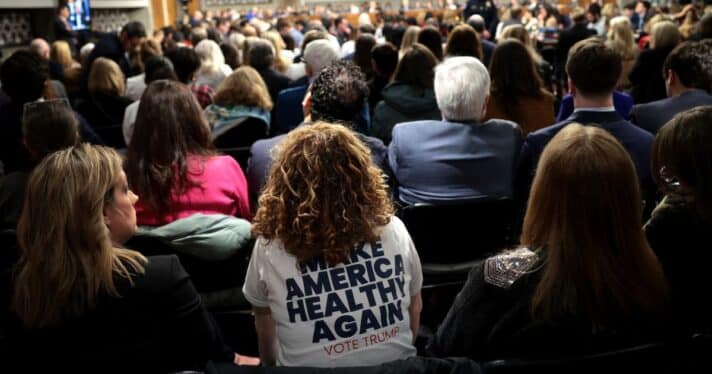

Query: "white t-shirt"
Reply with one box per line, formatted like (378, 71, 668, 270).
(125, 73, 146, 101)
(122, 100, 140, 146)
(243, 216, 422, 367)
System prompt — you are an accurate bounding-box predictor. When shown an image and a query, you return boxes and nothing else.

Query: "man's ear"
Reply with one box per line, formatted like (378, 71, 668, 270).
(302, 89, 312, 119)
(665, 69, 675, 86)
(568, 78, 577, 97)
(480, 94, 490, 120)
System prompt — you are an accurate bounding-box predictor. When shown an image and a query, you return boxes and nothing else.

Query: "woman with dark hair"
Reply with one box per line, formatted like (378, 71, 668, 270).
(429, 124, 668, 360)
(444, 24, 483, 60)
(417, 26, 444, 61)
(220, 42, 240, 70)
(126, 80, 250, 226)
(5, 144, 243, 371)
(243, 122, 422, 366)
(371, 44, 441, 144)
(645, 106, 712, 333)
(354, 34, 377, 79)
(484, 39, 555, 135)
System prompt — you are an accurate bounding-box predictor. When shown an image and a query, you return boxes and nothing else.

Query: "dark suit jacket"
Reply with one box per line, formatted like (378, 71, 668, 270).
(3, 255, 233, 372)
(481, 39, 496, 67)
(247, 124, 387, 198)
(556, 23, 596, 73)
(517, 110, 655, 215)
(629, 46, 675, 104)
(258, 67, 291, 133)
(0, 102, 101, 175)
(388, 119, 523, 205)
(631, 90, 712, 134)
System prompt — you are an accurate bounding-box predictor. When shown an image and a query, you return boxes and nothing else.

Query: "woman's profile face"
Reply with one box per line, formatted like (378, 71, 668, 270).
(104, 171, 139, 245)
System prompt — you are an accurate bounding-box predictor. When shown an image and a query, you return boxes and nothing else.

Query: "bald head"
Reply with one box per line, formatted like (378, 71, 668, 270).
(30, 38, 50, 60)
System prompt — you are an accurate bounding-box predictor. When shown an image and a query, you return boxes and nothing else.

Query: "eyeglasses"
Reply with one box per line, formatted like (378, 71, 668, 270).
(22, 98, 71, 124)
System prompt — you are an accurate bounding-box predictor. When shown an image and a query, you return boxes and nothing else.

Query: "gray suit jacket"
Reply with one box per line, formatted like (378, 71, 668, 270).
(630, 90, 712, 134)
(388, 119, 522, 205)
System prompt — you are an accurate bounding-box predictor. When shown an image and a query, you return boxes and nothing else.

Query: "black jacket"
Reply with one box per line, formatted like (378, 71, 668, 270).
(3, 255, 234, 372)
(645, 196, 712, 334)
(427, 251, 668, 361)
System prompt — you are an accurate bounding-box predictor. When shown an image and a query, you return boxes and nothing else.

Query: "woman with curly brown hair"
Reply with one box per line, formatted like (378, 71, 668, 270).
(242, 122, 423, 367)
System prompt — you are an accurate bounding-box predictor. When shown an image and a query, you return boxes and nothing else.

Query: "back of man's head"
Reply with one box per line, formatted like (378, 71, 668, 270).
(664, 41, 712, 93)
(29, 38, 50, 60)
(121, 21, 147, 39)
(566, 38, 621, 98)
(434, 56, 490, 122)
(164, 47, 201, 84)
(310, 61, 368, 124)
(371, 43, 398, 78)
(303, 39, 340, 77)
(191, 27, 208, 46)
(247, 39, 275, 70)
(1, 50, 48, 104)
(467, 14, 486, 33)
(144, 56, 177, 84)
(23, 101, 79, 160)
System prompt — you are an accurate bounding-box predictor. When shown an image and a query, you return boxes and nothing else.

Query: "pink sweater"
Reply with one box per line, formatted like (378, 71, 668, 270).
(135, 155, 251, 226)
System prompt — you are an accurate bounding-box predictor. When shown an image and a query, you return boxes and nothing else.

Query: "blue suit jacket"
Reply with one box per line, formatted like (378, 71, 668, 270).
(557, 91, 634, 121)
(274, 85, 308, 135)
(388, 119, 523, 205)
(517, 110, 655, 212)
(630, 90, 712, 134)
(247, 124, 387, 198)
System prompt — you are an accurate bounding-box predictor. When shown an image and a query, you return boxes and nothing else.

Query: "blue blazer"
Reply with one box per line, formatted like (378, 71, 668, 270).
(388, 119, 522, 205)
(557, 91, 634, 121)
(517, 110, 655, 210)
(630, 90, 712, 134)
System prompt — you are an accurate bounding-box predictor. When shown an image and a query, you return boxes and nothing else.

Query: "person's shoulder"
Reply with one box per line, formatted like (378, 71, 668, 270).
(483, 118, 520, 131)
(619, 118, 654, 140)
(526, 121, 566, 143)
(251, 134, 286, 154)
(483, 248, 540, 289)
(130, 254, 186, 293)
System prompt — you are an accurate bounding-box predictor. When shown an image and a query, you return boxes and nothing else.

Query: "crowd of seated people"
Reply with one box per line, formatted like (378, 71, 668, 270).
(0, 0, 711, 371)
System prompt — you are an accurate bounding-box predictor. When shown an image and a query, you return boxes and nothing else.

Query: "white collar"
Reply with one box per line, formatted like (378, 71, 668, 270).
(573, 106, 615, 113)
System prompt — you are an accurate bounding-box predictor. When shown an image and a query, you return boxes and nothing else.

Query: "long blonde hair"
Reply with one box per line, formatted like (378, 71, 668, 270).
(262, 31, 290, 73)
(606, 16, 637, 61)
(50, 40, 75, 70)
(400, 26, 421, 55)
(13, 144, 147, 328)
(524, 124, 667, 327)
(88, 57, 126, 96)
(499, 24, 544, 65)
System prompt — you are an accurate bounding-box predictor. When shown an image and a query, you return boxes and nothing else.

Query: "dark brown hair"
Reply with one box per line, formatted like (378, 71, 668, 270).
(524, 124, 667, 327)
(445, 24, 483, 60)
(652, 106, 712, 224)
(126, 80, 215, 213)
(566, 38, 622, 97)
(417, 26, 443, 61)
(354, 34, 377, 78)
(663, 41, 711, 92)
(489, 39, 546, 124)
(253, 122, 393, 265)
(393, 43, 438, 89)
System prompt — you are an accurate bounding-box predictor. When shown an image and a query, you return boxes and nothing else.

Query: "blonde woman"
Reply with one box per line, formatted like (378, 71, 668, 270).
(204, 66, 273, 147)
(76, 57, 133, 147)
(6, 144, 243, 370)
(50, 40, 79, 72)
(244, 122, 422, 366)
(606, 16, 637, 89)
(399, 25, 421, 57)
(262, 31, 291, 73)
(630, 21, 682, 103)
(194, 39, 233, 90)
